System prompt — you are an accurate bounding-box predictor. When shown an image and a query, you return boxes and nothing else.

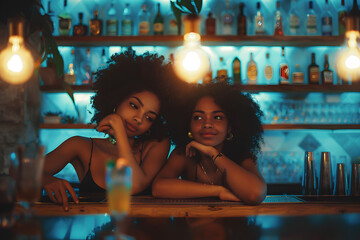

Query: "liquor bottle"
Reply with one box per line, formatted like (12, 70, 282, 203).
(274, 1, 284, 36)
(292, 64, 305, 84)
(121, 3, 133, 36)
(237, 3, 246, 36)
(289, 0, 300, 35)
(100, 49, 107, 70)
(349, 0, 360, 33)
(254, 2, 265, 35)
(221, 0, 235, 35)
(203, 59, 213, 84)
(81, 48, 92, 85)
(106, 1, 118, 36)
(73, 13, 88, 36)
(232, 57, 241, 84)
(247, 53, 257, 84)
(279, 47, 289, 84)
(321, 0, 333, 36)
(205, 11, 216, 35)
(64, 49, 76, 85)
(166, 13, 178, 35)
(321, 54, 333, 85)
(89, 10, 103, 36)
(308, 53, 320, 84)
(58, 0, 72, 36)
(153, 3, 164, 35)
(216, 57, 228, 82)
(306, 1, 317, 35)
(138, 4, 150, 35)
(338, 0, 347, 36)
(264, 53, 273, 84)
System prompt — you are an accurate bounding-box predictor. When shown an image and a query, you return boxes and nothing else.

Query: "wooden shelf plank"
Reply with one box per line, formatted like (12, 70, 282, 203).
(40, 123, 96, 129)
(54, 36, 345, 47)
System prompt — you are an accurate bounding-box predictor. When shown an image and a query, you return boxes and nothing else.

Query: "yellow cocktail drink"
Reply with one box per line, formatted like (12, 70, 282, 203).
(108, 184, 131, 214)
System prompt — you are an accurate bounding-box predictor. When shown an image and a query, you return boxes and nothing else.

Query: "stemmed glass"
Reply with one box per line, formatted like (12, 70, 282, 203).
(15, 145, 45, 219)
(106, 159, 133, 240)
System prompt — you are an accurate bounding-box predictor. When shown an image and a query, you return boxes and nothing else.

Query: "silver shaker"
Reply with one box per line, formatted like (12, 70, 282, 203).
(334, 163, 347, 196)
(318, 152, 333, 195)
(302, 151, 317, 195)
(350, 163, 360, 196)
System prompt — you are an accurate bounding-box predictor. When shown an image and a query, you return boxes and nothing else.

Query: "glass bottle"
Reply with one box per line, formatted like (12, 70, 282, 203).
(121, 3, 133, 36)
(221, 0, 235, 35)
(153, 3, 164, 35)
(166, 12, 178, 35)
(338, 0, 347, 36)
(106, 1, 118, 36)
(216, 57, 228, 82)
(237, 3, 246, 36)
(292, 64, 305, 84)
(90, 10, 103, 36)
(203, 59, 213, 84)
(205, 11, 216, 35)
(308, 53, 320, 84)
(289, 0, 300, 35)
(279, 47, 289, 84)
(58, 0, 72, 36)
(73, 12, 88, 36)
(81, 48, 92, 85)
(321, 54, 333, 85)
(306, 1, 317, 36)
(274, 1, 283, 36)
(100, 49, 107, 70)
(321, 0, 333, 36)
(138, 4, 150, 36)
(64, 48, 76, 85)
(264, 53, 273, 84)
(247, 53, 257, 84)
(232, 57, 241, 84)
(254, 2, 265, 35)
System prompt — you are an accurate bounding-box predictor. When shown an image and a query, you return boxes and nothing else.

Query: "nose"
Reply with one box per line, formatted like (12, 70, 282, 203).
(203, 118, 213, 128)
(133, 113, 144, 125)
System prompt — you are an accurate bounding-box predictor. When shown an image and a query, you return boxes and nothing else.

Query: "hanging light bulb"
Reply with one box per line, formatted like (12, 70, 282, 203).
(173, 14, 209, 83)
(0, 20, 35, 84)
(335, 0, 360, 83)
(174, 32, 209, 83)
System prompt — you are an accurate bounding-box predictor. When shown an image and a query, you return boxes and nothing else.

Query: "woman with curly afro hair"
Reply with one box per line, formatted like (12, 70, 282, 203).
(42, 49, 187, 211)
(153, 82, 266, 205)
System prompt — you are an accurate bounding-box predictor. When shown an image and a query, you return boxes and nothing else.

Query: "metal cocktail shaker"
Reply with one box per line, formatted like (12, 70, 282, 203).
(302, 151, 317, 195)
(319, 152, 333, 195)
(350, 163, 360, 196)
(334, 163, 347, 196)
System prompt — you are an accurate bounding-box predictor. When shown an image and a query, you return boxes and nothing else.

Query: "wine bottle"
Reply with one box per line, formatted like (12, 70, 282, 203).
(153, 3, 164, 35)
(338, 0, 347, 36)
(308, 53, 320, 84)
(237, 3, 246, 36)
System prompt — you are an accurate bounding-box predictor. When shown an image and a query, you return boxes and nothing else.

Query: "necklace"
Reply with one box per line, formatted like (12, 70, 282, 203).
(199, 161, 221, 185)
(107, 136, 116, 145)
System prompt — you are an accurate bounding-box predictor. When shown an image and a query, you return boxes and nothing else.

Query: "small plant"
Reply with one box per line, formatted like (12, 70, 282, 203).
(171, 0, 203, 34)
(62, 115, 77, 124)
(43, 111, 62, 117)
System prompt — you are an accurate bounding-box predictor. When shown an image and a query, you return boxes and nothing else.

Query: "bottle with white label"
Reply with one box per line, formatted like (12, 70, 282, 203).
(138, 4, 150, 35)
(221, 0, 235, 35)
(121, 3, 133, 36)
(254, 2, 265, 35)
(106, 1, 118, 36)
(306, 1, 317, 35)
(153, 3, 164, 35)
(321, 0, 333, 36)
(279, 47, 289, 84)
(289, 0, 300, 35)
(247, 53, 257, 84)
(264, 53, 273, 84)
(292, 64, 304, 84)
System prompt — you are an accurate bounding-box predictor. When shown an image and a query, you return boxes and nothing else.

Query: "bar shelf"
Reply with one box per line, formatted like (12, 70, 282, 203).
(54, 36, 345, 47)
(40, 123, 96, 129)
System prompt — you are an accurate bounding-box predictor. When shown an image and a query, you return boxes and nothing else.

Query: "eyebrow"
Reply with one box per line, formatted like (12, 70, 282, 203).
(193, 110, 224, 114)
(131, 96, 159, 117)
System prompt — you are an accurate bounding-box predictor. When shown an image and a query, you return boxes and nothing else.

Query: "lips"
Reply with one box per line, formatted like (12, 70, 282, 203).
(200, 131, 216, 139)
(125, 121, 138, 132)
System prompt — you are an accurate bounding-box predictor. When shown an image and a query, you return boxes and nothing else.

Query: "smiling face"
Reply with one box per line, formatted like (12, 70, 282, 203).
(115, 91, 160, 138)
(190, 96, 230, 148)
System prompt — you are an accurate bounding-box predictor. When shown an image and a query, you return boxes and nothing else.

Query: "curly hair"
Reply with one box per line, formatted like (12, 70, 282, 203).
(168, 82, 264, 163)
(91, 48, 185, 142)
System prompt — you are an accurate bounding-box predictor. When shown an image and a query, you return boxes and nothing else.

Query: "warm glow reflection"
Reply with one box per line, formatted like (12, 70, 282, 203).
(336, 31, 360, 82)
(0, 36, 34, 84)
(174, 32, 209, 83)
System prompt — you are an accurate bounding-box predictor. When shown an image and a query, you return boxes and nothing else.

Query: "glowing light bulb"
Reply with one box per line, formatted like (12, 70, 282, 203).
(336, 31, 360, 82)
(174, 32, 209, 83)
(0, 24, 35, 85)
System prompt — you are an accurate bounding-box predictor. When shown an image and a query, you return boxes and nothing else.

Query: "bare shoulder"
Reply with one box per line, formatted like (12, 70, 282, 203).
(144, 138, 171, 152)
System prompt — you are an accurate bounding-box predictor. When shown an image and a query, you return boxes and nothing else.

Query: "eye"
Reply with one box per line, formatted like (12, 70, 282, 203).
(192, 115, 203, 120)
(130, 102, 138, 109)
(145, 114, 155, 122)
(214, 115, 223, 120)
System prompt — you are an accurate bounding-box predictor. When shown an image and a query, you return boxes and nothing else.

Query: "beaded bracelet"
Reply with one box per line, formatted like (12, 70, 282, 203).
(213, 152, 223, 164)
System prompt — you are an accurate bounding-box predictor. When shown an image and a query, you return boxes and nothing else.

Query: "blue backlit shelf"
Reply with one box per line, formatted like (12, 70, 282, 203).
(54, 36, 345, 47)
(40, 84, 360, 93)
(39, 123, 360, 130)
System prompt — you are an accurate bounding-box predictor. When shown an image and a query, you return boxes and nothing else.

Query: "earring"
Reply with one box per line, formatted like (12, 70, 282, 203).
(226, 132, 234, 141)
(188, 131, 193, 139)
(113, 107, 116, 113)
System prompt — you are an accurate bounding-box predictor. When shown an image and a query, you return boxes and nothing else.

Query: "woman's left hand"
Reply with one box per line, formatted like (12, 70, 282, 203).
(97, 113, 125, 136)
(185, 141, 217, 159)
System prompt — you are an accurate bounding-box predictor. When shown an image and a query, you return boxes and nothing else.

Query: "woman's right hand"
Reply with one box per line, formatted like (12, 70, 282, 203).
(43, 177, 79, 211)
(218, 186, 241, 202)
